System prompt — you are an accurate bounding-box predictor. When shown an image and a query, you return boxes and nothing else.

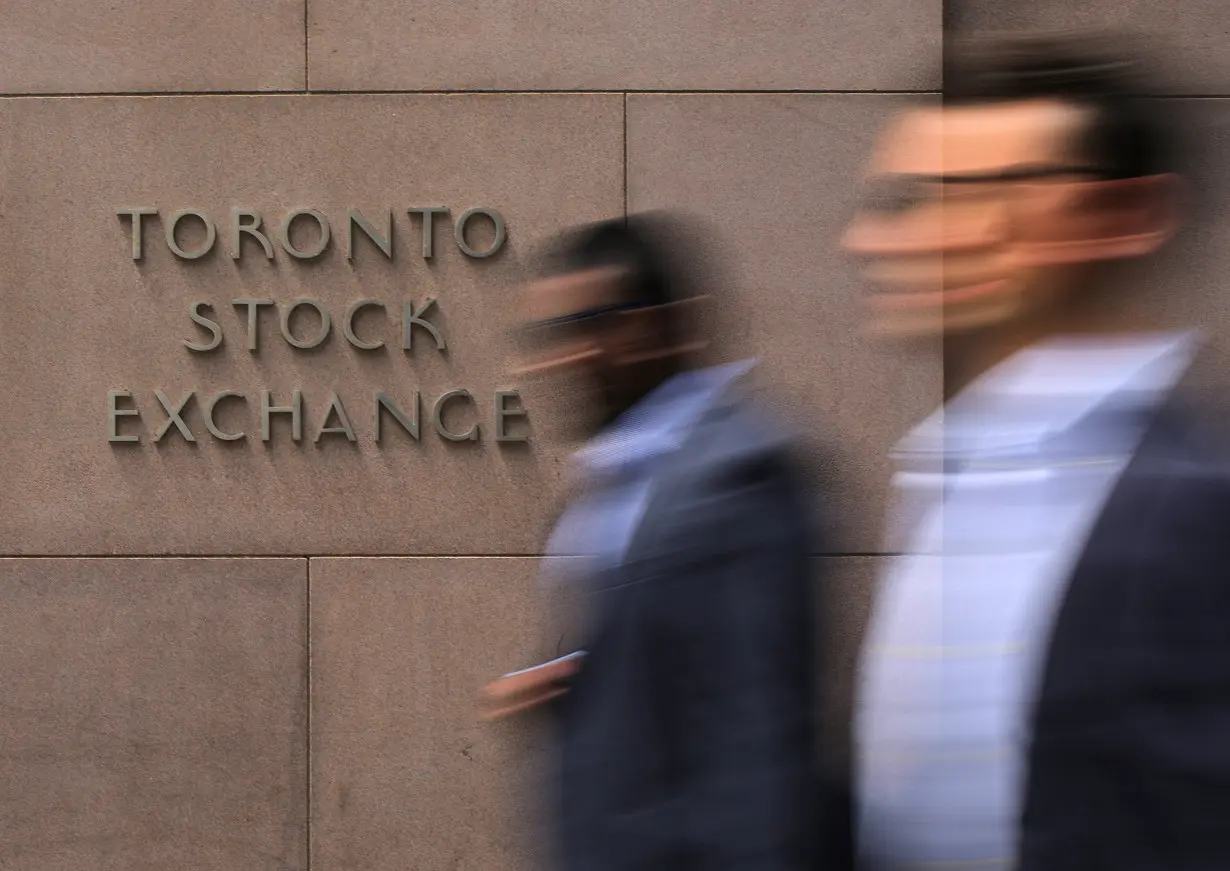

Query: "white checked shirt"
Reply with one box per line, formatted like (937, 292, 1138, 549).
(855, 332, 1197, 871)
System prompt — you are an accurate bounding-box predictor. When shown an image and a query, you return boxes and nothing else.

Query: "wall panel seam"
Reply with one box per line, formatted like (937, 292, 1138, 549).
(622, 92, 628, 216)
(305, 555, 313, 871)
(0, 552, 899, 558)
(303, 0, 311, 91)
(0, 89, 943, 99)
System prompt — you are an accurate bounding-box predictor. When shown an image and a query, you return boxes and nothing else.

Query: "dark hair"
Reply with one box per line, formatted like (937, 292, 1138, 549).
(545, 213, 699, 349)
(551, 214, 684, 309)
(946, 32, 1174, 180)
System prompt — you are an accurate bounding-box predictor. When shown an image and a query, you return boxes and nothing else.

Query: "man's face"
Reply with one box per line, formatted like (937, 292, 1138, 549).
(843, 98, 1104, 337)
(516, 266, 661, 438)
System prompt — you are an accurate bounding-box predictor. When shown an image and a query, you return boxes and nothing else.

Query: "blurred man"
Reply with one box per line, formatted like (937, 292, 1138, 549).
(485, 215, 824, 871)
(843, 33, 1230, 871)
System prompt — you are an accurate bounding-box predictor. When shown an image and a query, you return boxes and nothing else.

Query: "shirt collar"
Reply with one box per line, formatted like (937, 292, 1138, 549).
(896, 331, 1200, 459)
(574, 359, 756, 480)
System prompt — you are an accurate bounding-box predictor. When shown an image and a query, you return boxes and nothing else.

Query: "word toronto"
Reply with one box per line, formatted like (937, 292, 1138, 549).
(116, 205, 507, 260)
(108, 205, 529, 446)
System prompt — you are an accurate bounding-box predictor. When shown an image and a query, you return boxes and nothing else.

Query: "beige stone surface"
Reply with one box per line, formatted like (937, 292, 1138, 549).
(956, 1, 1230, 94)
(309, 555, 871, 870)
(309, 557, 547, 871)
(308, 0, 940, 92)
(0, 557, 306, 871)
(627, 93, 943, 553)
(0, 1, 304, 94)
(0, 94, 622, 555)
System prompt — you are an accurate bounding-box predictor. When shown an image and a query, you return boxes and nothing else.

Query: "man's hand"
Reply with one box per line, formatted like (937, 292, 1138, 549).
(479, 652, 585, 721)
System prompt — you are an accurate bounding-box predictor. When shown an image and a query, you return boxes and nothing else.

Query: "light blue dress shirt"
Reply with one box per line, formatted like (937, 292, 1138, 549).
(543, 359, 756, 583)
(856, 332, 1197, 871)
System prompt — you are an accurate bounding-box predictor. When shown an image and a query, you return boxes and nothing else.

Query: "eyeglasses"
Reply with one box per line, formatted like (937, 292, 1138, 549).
(516, 301, 651, 355)
(862, 164, 1111, 215)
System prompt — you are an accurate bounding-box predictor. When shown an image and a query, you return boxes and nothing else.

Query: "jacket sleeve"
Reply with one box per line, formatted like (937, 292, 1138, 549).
(645, 445, 823, 871)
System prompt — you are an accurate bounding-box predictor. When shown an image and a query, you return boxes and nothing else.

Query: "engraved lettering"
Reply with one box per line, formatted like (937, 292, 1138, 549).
(408, 206, 449, 259)
(107, 390, 140, 443)
(343, 300, 387, 350)
(280, 299, 332, 349)
(233, 299, 275, 351)
(374, 391, 420, 442)
(231, 208, 274, 259)
(454, 207, 506, 258)
(185, 301, 223, 352)
(204, 391, 245, 441)
(346, 209, 393, 260)
(261, 390, 303, 442)
(165, 209, 217, 260)
(278, 208, 331, 259)
(494, 390, 529, 443)
(316, 392, 358, 442)
(117, 207, 158, 260)
(433, 389, 478, 442)
(154, 390, 196, 443)
(401, 298, 446, 352)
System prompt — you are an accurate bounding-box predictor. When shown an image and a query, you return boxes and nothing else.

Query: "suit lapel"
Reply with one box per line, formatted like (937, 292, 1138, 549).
(617, 386, 744, 585)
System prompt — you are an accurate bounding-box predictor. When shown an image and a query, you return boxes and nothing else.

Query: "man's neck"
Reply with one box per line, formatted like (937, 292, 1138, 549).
(602, 359, 689, 428)
(943, 287, 1148, 401)
(943, 322, 1047, 401)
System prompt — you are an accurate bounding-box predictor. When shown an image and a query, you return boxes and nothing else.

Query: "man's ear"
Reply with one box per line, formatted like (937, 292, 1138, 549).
(618, 297, 711, 365)
(1018, 173, 1184, 265)
(1077, 173, 1183, 257)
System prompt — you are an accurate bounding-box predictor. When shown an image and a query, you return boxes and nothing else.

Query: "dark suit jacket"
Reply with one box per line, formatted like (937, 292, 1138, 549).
(551, 386, 825, 871)
(1020, 402, 1230, 871)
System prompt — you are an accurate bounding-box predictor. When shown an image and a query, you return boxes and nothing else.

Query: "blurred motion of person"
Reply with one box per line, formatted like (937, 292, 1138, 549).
(843, 32, 1230, 871)
(483, 214, 828, 871)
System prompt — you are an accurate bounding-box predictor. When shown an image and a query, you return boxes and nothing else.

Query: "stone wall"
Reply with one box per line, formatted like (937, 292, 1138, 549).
(13, 2, 1226, 869)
